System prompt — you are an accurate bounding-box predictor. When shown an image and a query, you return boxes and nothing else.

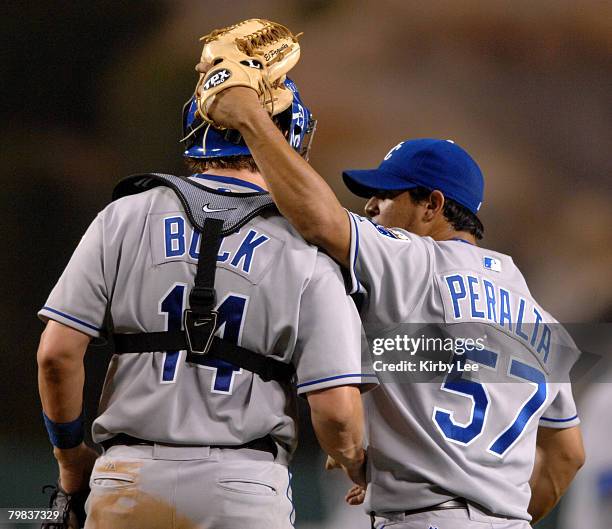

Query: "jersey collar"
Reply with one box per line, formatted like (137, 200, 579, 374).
(191, 173, 267, 193)
(449, 237, 474, 245)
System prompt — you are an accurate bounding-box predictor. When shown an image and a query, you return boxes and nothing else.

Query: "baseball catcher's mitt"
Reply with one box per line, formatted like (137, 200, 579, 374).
(195, 18, 301, 127)
(41, 484, 88, 529)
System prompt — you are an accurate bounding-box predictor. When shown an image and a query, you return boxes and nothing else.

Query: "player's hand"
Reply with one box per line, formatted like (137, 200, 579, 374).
(344, 458, 367, 488)
(54, 443, 98, 493)
(345, 484, 366, 505)
(195, 62, 265, 131)
(325, 455, 342, 470)
(324, 452, 367, 488)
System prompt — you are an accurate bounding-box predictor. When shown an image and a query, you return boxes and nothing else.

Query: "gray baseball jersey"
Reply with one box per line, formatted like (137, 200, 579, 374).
(346, 212, 580, 521)
(38, 175, 375, 459)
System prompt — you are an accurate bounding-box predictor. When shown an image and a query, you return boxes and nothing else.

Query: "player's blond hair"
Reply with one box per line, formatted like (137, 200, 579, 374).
(185, 156, 259, 175)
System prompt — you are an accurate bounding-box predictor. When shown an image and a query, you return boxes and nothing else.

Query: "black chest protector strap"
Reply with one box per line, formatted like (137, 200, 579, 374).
(112, 173, 295, 384)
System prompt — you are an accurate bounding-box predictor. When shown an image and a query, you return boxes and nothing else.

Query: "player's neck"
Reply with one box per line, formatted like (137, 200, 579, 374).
(199, 168, 269, 191)
(430, 225, 477, 246)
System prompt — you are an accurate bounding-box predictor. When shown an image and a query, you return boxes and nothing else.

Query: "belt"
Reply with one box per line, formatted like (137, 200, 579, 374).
(371, 498, 468, 524)
(101, 433, 278, 458)
(402, 498, 467, 515)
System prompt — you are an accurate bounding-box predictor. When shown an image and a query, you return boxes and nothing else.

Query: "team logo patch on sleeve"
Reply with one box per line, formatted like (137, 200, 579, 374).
(388, 228, 411, 240)
(367, 219, 398, 239)
(375, 224, 397, 238)
(483, 256, 502, 272)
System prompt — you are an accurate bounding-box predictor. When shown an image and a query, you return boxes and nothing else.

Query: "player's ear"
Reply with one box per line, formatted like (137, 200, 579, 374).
(422, 190, 445, 222)
(364, 196, 380, 218)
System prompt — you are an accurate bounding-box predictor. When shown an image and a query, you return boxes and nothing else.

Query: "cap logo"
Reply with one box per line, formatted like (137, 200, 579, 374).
(290, 103, 305, 148)
(383, 141, 405, 161)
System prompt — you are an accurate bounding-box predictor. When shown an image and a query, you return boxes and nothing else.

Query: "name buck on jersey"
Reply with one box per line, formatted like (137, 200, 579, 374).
(156, 213, 273, 280)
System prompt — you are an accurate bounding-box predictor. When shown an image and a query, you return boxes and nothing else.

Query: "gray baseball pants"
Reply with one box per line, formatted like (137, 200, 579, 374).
(84, 443, 294, 529)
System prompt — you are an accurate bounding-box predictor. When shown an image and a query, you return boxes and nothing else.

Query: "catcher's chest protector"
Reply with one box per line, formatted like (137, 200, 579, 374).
(113, 173, 277, 233)
(111, 173, 294, 383)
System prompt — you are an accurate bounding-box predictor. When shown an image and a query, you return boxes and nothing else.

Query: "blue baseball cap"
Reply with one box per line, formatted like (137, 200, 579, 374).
(342, 138, 484, 214)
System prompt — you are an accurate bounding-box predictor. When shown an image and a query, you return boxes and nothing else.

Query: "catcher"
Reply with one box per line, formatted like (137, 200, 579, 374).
(37, 19, 374, 529)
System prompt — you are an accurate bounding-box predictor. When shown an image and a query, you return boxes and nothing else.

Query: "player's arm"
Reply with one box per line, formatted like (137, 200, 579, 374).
(291, 251, 376, 486)
(37, 320, 98, 493)
(528, 425, 585, 523)
(306, 386, 366, 487)
(206, 85, 351, 267)
(38, 321, 89, 424)
(37, 210, 110, 496)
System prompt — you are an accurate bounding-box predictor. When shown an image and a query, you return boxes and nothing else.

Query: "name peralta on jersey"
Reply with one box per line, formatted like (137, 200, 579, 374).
(346, 212, 581, 521)
(39, 175, 374, 460)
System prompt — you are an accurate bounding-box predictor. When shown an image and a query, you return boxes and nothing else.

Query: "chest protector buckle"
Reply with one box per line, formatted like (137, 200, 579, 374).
(183, 310, 218, 355)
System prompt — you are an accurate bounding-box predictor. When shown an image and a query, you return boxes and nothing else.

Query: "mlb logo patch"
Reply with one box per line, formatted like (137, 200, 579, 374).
(483, 256, 502, 272)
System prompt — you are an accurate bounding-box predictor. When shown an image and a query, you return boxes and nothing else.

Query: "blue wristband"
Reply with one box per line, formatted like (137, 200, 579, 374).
(42, 412, 85, 449)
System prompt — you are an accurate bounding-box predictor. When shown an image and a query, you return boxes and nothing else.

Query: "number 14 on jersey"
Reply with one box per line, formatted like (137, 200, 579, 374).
(159, 283, 248, 394)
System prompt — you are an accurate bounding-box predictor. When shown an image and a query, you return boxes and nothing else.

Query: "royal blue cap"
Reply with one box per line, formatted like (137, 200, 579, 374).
(342, 138, 484, 214)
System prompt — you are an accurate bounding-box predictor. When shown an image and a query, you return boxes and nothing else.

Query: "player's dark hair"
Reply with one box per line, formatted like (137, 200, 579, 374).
(407, 186, 484, 240)
(185, 155, 259, 175)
